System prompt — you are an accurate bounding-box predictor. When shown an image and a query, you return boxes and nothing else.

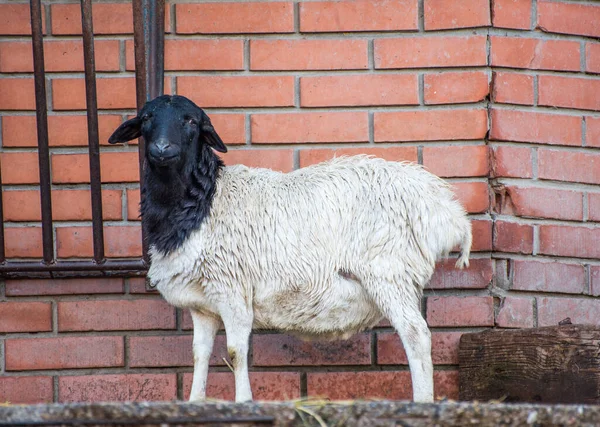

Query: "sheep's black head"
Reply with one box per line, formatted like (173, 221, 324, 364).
(108, 95, 226, 168)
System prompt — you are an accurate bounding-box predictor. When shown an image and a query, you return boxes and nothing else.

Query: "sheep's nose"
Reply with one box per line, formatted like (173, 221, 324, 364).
(155, 139, 171, 154)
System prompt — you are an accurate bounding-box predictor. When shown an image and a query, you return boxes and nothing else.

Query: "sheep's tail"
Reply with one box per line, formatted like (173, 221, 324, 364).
(455, 224, 472, 269)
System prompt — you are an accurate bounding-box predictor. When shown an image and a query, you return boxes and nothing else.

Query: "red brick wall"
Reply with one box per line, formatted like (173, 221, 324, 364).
(0, 0, 598, 403)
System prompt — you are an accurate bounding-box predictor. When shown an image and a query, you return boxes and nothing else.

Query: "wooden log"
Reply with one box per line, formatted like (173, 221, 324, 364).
(459, 324, 600, 404)
(1, 401, 600, 427)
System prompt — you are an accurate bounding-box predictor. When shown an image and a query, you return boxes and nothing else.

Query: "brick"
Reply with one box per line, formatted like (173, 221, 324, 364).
(307, 371, 458, 400)
(539, 75, 600, 111)
(495, 296, 534, 328)
(252, 333, 371, 366)
(127, 189, 141, 221)
(452, 181, 489, 214)
(424, 71, 489, 105)
(183, 372, 301, 401)
(52, 78, 136, 110)
(166, 39, 243, 71)
(3, 189, 122, 222)
(177, 76, 294, 108)
(537, 297, 600, 327)
(377, 331, 463, 365)
(429, 258, 493, 289)
(5, 227, 43, 258)
(492, 0, 532, 29)
(300, 0, 418, 32)
(125, 39, 244, 71)
(58, 300, 175, 332)
(6, 278, 124, 296)
(129, 278, 158, 294)
(105, 226, 144, 258)
(513, 260, 585, 294)
(51, 152, 140, 184)
(129, 336, 190, 367)
(176, 2, 293, 34)
(500, 186, 583, 221)
(471, 219, 493, 252)
(57, 189, 122, 221)
(422, 145, 489, 178)
(251, 39, 368, 71)
(493, 220, 533, 254)
(587, 117, 600, 148)
(539, 225, 600, 259)
(491, 36, 580, 71)
(0, 78, 35, 110)
(308, 371, 412, 400)
(252, 112, 369, 144)
(181, 310, 194, 330)
(2, 115, 123, 148)
(0, 302, 52, 333)
(491, 145, 533, 178)
(538, 149, 600, 185)
(301, 74, 418, 107)
(0, 40, 119, 72)
(424, 0, 491, 30)
(434, 371, 460, 400)
(59, 374, 177, 403)
(0, 377, 53, 404)
(375, 36, 487, 69)
(591, 266, 600, 297)
(56, 226, 142, 258)
(590, 193, 600, 222)
(299, 146, 418, 168)
(491, 109, 582, 146)
(207, 114, 246, 146)
(51, 3, 133, 35)
(492, 72, 534, 105)
(221, 149, 294, 173)
(0, 4, 39, 35)
(537, 0, 600, 38)
(1, 152, 40, 184)
(6, 336, 124, 370)
(587, 43, 600, 74)
(427, 296, 494, 327)
(129, 335, 228, 368)
(376, 109, 488, 142)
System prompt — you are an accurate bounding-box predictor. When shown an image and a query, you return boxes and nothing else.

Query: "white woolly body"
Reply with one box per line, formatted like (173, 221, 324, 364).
(149, 156, 471, 341)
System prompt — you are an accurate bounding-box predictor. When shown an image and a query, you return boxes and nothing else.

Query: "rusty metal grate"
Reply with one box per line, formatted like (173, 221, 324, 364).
(0, 0, 165, 279)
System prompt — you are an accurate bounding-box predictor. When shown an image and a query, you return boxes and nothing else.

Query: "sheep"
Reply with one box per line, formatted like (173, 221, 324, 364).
(108, 94, 472, 403)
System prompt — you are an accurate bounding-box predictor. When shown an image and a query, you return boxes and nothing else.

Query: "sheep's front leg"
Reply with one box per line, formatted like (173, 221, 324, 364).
(219, 303, 253, 402)
(189, 310, 220, 401)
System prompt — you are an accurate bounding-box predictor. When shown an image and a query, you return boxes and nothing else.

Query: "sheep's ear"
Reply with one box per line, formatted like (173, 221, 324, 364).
(201, 123, 227, 153)
(108, 117, 142, 144)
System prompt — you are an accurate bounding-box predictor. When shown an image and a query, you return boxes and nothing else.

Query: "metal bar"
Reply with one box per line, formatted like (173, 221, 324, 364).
(0, 259, 147, 273)
(132, 0, 150, 265)
(132, 0, 148, 111)
(132, 0, 166, 266)
(80, 0, 105, 264)
(0, 162, 5, 264)
(30, 0, 54, 265)
(148, 0, 165, 100)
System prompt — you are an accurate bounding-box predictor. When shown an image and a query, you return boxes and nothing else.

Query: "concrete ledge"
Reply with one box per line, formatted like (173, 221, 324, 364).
(0, 401, 599, 426)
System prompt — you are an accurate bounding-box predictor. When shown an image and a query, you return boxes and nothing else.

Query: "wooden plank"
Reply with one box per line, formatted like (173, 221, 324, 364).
(459, 324, 600, 404)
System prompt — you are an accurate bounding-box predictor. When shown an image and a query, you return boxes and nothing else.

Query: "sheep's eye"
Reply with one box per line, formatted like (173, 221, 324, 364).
(141, 114, 151, 122)
(185, 118, 197, 126)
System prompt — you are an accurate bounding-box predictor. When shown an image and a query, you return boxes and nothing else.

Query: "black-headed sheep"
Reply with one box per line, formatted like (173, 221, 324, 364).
(109, 95, 472, 403)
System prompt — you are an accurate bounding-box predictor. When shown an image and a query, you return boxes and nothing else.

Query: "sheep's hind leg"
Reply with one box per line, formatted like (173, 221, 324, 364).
(218, 302, 253, 402)
(189, 310, 220, 401)
(365, 278, 433, 403)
